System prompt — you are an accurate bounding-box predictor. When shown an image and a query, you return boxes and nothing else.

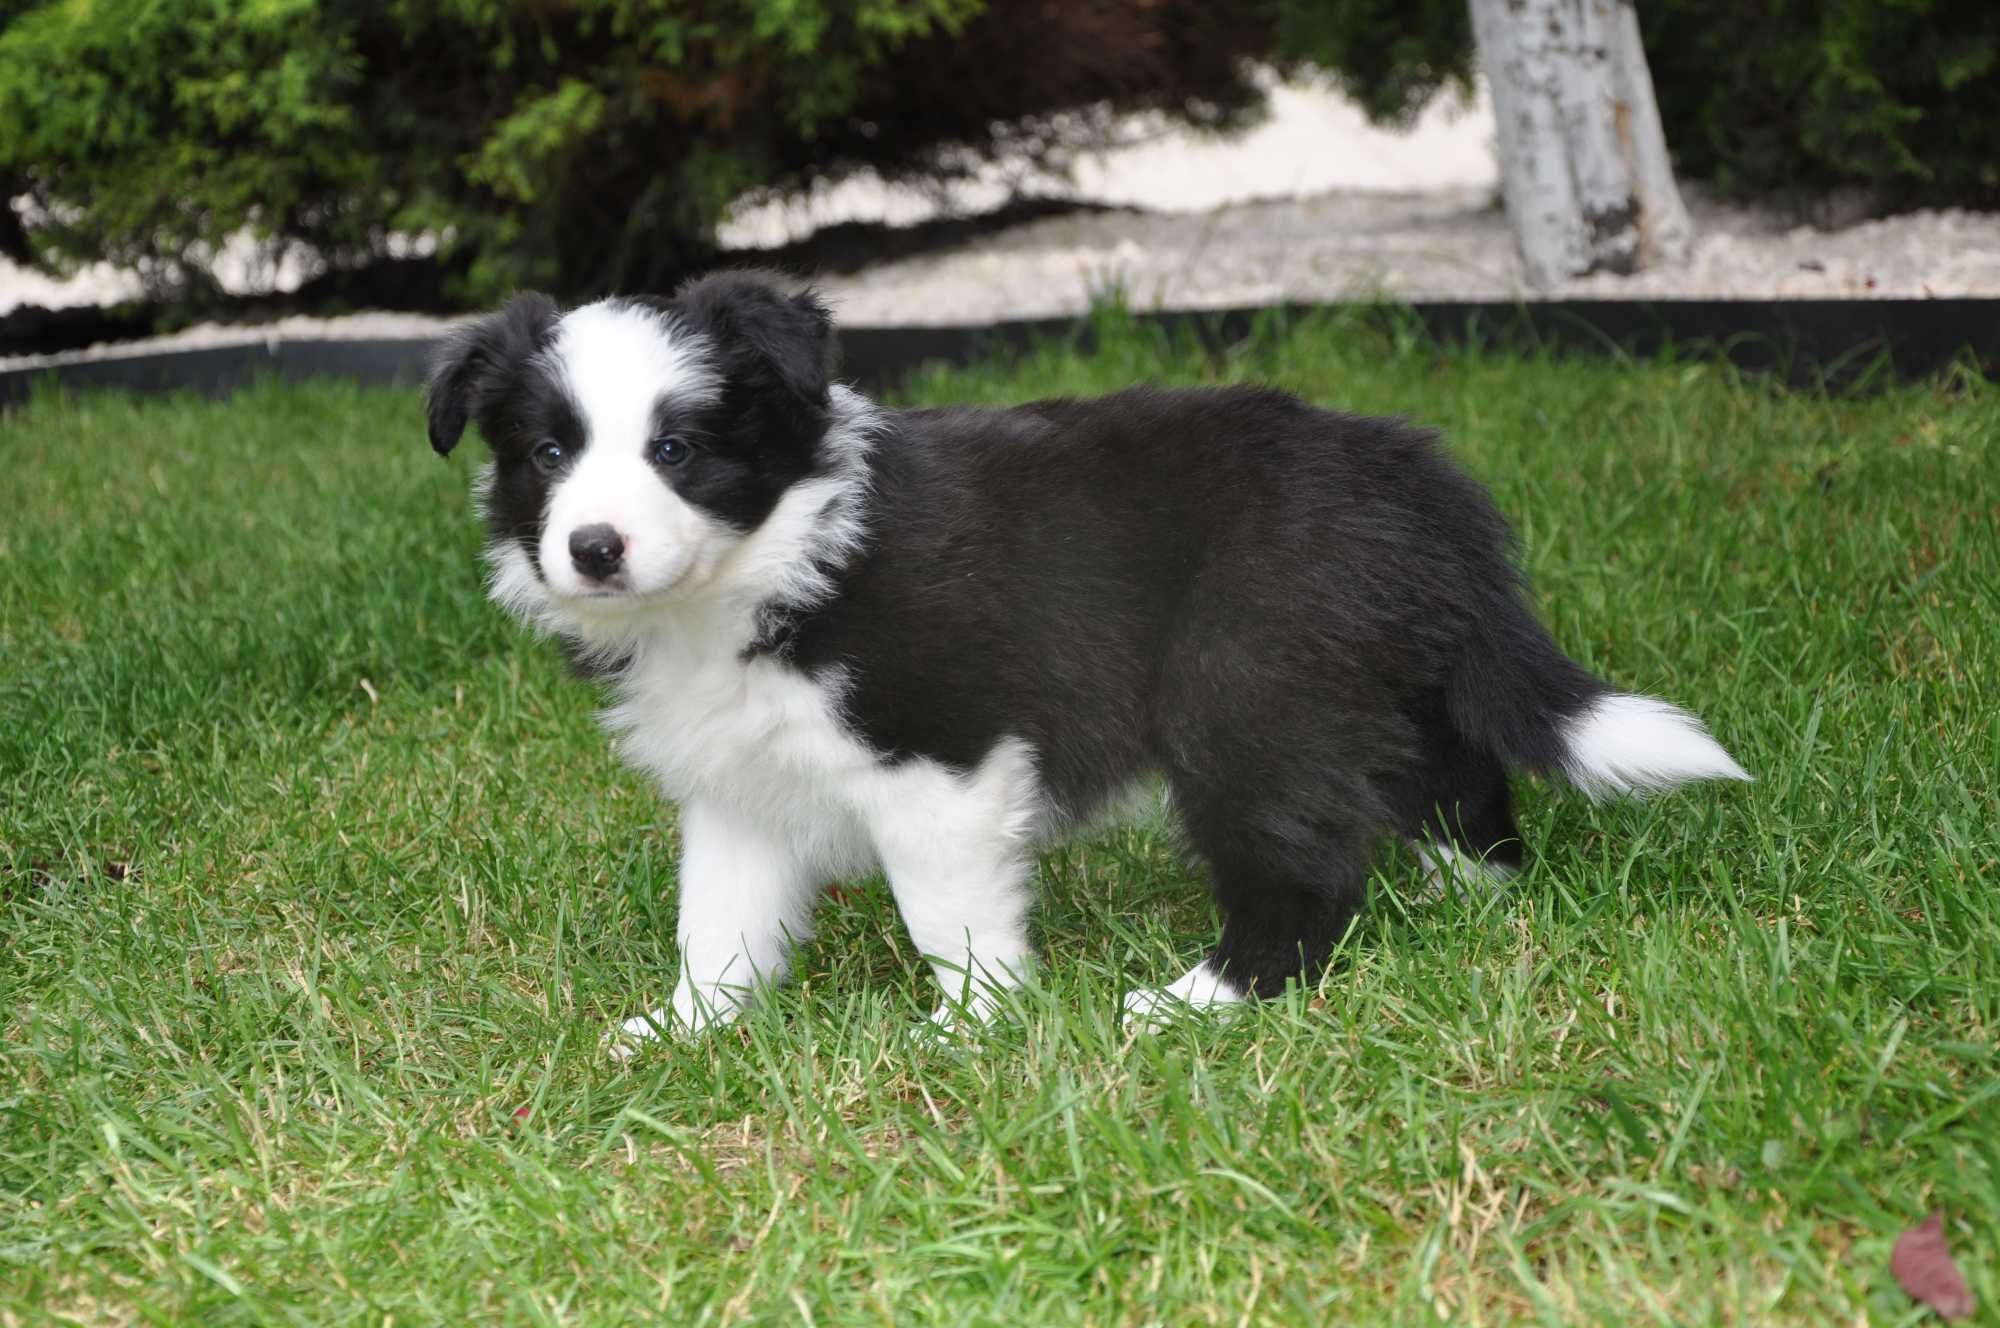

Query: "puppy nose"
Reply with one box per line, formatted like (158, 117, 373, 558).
(568, 524, 625, 580)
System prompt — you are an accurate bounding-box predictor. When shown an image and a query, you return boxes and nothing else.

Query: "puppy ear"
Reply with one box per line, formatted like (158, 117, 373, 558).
(674, 270, 836, 410)
(425, 292, 559, 456)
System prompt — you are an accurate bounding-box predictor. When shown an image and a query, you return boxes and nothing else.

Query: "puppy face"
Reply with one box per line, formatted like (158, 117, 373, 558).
(426, 273, 837, 625)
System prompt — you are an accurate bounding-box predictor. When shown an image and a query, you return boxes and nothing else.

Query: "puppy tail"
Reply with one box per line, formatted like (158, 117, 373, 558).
(1446, 593, 1751, 801)
(1553, 693, 1752, 801)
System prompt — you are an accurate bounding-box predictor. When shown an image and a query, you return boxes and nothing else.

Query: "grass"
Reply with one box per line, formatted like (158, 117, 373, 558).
(2, 309, 1996, 1325)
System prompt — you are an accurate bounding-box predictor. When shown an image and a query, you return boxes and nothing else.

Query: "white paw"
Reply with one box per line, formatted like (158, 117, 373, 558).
(905, 1004, 982, 1051)
(604, 1009, 670, 1063)
(928, 1002, 972, 1034)
(1412, 843, 1515, 904)
(1121, 961, 1245, 1032)
(603, 982, 746, 1062)
(1120, 985, 1189, 1032)
(911, 990, 1002, 1048)
(908, 965, 1033, 1048)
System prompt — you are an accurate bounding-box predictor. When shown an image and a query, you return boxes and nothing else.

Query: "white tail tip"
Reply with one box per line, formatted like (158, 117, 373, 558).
(1561, 693, 1751, 801)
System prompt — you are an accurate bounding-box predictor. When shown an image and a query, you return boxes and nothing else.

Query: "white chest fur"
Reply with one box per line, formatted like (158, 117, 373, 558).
(598, 612, 1045, 874)
(603, 621, 886, 878)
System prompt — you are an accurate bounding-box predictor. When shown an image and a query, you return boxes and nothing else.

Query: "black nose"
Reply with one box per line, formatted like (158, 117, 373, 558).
(568, 524, 625, 580)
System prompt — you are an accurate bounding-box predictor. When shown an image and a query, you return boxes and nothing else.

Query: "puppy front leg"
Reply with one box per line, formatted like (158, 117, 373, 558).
(881, 847, 1036, 1032)
(611, 798, 816, 1056)
(872, 744, 1040, 1034)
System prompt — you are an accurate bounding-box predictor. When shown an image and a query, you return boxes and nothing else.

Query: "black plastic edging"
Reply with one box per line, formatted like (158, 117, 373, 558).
(3, 298, 1994, 406)
(0, 337, 441, 404)
(831, 298, 1999, 389)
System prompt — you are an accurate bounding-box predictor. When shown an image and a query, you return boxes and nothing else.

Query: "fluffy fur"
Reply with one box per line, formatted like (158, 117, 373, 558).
(425, 271, 1751, 1049)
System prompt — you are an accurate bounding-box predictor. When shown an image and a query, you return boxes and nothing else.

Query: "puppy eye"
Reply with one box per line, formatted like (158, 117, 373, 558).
(531, 440, 565, 474)
(651, 434, 690, 467)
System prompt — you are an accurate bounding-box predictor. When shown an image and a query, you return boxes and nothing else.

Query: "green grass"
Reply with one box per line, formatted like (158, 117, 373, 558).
(3, 311, 1996, 1325)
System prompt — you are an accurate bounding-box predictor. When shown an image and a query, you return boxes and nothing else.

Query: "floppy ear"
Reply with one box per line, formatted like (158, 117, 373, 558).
(425, 292, 559, 456)
(673, 270, 837, 412)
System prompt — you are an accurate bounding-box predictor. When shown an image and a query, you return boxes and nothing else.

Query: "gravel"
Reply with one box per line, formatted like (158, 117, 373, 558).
(6, 78, 1996, 372)
(813, 189, 2000, 327)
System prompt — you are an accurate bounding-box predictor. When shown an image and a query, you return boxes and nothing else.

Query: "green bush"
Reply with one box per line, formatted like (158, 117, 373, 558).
(0, 0, 1266, 304)
(1268, 0, 2000, 211)
(1637, 0, 2000, 210)
(1272, 0, 1473, 123)
(2, 1, 1994, 309)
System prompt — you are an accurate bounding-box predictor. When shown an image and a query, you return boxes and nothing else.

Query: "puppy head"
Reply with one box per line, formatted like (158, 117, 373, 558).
(425, 272, 837, 624)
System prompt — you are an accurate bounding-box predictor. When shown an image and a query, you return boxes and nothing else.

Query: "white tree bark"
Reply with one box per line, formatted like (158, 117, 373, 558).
(1469, 0, 1693, 289)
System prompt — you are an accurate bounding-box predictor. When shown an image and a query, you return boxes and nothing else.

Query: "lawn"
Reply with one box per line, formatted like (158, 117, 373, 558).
(2, 312, 1996, 1325)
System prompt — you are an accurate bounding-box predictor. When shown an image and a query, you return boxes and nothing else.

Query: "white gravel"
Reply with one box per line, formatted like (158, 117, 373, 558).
(6, 77, 1997, 372)
(813, 189, 2000, 327)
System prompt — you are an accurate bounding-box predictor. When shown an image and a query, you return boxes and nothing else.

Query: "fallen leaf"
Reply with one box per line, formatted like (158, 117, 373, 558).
(1892, 1212, 1974, 1320)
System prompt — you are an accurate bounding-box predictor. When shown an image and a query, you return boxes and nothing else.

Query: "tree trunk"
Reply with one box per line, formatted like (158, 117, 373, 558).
(1468, 0, 1693, 290)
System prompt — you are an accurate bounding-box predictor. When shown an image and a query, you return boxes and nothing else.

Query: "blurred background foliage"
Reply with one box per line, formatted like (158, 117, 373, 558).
(0, 0, 1993, 306)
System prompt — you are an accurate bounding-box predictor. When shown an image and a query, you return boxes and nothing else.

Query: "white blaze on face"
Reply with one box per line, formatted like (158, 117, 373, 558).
(536, 302, 729, 603)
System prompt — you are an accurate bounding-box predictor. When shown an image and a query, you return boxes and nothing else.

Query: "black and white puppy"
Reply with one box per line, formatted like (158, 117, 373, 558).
(425, 271, 1749, 1051)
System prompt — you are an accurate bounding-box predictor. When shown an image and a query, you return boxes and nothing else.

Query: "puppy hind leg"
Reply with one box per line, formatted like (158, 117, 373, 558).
(1127, 769, 1376, 1028)
(1404, 745, 1523, 902)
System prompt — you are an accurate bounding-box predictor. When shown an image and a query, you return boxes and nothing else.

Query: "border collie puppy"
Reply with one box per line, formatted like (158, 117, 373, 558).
(424, 271, 1749, 1051)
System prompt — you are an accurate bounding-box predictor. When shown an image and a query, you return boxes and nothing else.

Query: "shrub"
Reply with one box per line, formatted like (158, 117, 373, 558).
(0, 0, 1267, 305)
(1637, 0, 2000, 210)
(1272, 0, 1473, 124)
(1266, 0, 2000, 211)
(3, 1, 1993, 311)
